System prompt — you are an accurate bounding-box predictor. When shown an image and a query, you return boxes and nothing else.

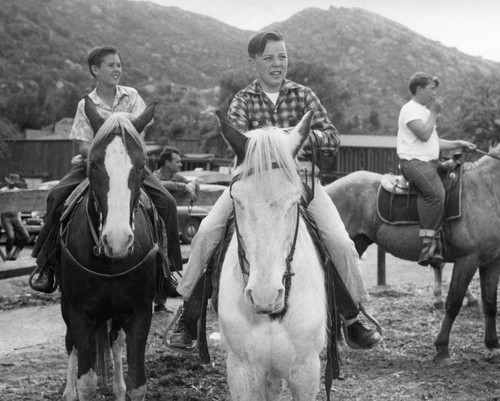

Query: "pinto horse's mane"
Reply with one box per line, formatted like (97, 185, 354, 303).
(240, 127, 305, 198)
(89, 112, 147, 157)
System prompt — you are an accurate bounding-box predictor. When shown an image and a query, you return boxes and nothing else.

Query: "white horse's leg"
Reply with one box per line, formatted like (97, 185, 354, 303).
(465, 287, 479, 307)
(76, 369, 98, 401)
(287, 355, 321, 401)
(112, 329, 127, 401)
(432, 263, 444, 310)
(227, 351, 266, 401)
(62, 348, 78, 401)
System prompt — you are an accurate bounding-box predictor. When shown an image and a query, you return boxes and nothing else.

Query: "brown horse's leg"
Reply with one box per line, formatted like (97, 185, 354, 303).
(479, 262, 500, 361)
(434, 257, 478, 363)
(125, 309, 152, 401)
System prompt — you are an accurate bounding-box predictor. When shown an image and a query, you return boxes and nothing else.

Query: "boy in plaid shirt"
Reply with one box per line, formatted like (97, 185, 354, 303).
(169, 31, 381, 351)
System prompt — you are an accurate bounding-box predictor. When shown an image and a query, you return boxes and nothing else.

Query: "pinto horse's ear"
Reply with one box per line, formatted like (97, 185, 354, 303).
(215, 110, 248, 165)
(84, 96, 105, 134)
(132, 101, 158, 133)
(288, 111, 314, 158)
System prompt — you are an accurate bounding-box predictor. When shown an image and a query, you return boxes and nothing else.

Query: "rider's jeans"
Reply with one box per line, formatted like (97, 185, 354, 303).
(399, 159, 445, 237)
(177, 162, 370, 306)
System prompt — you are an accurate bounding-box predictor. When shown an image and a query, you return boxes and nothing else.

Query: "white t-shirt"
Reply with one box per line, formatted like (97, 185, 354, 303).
(397, 99, 440, 161)
(264, 91, 279, 105)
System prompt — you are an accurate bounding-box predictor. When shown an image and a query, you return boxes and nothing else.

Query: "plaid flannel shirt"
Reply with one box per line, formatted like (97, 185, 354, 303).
(227, 79, 340, 161)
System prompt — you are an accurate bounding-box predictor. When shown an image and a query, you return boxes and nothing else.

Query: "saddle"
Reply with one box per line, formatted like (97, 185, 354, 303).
(377, 160, 463, 225)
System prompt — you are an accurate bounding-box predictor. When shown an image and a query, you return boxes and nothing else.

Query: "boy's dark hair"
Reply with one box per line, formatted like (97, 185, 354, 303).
(87, 45, 120, 78)
(159, 146, 181, 166)
(408, 72, 440, 95)
(248, 31, 284, 59)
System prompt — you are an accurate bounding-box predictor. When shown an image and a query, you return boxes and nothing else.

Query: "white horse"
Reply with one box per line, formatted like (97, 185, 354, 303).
(216, 111, 328, 401)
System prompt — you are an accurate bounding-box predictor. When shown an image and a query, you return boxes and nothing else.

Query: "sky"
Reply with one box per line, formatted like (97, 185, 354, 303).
(138, 0, 500, 63)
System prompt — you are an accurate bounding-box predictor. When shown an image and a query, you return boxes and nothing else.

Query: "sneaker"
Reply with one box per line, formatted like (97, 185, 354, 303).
(169, 316, 197, 349)
(29, 265, 57, 294)
(345, 319, 381, 350)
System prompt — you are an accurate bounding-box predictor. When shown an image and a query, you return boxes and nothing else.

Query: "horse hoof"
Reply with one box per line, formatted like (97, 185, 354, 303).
(433, 301, 444, 310)
(433, 350, 450, 364)
(485, 348, 500, 363)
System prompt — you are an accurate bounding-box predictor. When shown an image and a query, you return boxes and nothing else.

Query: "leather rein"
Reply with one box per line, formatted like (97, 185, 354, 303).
(229, 162, 299, 318)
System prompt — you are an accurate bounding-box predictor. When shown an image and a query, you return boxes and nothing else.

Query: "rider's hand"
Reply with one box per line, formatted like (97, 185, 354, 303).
(430, 97, 443, 114)
(462, 141, 477, 152)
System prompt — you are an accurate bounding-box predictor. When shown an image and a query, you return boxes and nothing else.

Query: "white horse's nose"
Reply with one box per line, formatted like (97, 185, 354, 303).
(244, 286, 285, 314)
(102, 225, 134, 258)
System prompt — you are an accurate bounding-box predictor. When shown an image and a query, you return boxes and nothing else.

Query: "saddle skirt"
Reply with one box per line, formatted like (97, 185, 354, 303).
(377, 165, 463, 225)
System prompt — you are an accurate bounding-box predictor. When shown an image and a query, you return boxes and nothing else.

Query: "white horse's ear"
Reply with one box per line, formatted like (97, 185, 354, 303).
(288, 111, 314, 157)
(216, 111, 248, 164)
(84, 96, 105, 133)
(132, 101, 158, 133)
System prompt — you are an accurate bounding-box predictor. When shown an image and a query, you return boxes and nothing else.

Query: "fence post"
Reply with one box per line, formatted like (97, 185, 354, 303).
(377, 246, 386, 286)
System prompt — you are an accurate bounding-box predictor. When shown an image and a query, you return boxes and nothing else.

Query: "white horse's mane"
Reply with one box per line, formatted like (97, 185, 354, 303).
(240, 127, 304, 197)
(89, 112, 147, 158)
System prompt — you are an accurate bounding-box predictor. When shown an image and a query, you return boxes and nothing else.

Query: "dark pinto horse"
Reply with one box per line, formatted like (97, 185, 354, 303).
(58, 97, 159, 401)
(324, 149, 500, 363)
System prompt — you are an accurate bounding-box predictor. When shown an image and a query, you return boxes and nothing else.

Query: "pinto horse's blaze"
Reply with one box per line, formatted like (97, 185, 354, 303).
(101, 135, 135, 258)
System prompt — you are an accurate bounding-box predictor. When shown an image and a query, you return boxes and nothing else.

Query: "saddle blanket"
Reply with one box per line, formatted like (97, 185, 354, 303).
(376, 171, 462, 225)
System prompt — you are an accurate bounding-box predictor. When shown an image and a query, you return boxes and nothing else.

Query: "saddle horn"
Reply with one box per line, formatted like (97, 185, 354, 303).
(215, 110, 248, 165)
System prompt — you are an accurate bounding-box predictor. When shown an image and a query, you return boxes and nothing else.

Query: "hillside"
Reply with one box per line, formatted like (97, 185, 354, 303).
(273, 6, 500, 134)
(1, 0, 500, 144)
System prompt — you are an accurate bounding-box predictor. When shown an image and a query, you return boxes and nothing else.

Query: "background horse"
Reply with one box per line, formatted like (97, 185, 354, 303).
(324, 150, 500, 363)
(58, 98, 159, 401)
(217, 111, 328, 401)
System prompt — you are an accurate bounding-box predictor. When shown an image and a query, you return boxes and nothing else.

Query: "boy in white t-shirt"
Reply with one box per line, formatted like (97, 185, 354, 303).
(397, 72, 476, 265)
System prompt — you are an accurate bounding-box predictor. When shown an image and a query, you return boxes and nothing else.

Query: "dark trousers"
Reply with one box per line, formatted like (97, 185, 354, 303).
(1, 212, 30, 253)
(399, 159, 445, 233)
(32, 163, 183, 271)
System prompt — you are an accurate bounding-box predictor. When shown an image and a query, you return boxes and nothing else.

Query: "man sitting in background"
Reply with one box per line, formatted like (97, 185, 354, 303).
(153, 146, 199, 203)
(152, 146, 199, 310)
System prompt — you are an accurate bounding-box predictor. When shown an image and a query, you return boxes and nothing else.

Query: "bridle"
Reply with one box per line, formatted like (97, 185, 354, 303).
(229, 162, 300, 318)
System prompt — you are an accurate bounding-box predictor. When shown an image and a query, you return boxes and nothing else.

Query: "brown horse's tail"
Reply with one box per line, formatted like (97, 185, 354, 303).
(95, 323, 111, 388)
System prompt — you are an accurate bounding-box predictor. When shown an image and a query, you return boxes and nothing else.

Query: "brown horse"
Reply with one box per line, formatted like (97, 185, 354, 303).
(58, 98, 160, 400)
(324, 149, 500, 363)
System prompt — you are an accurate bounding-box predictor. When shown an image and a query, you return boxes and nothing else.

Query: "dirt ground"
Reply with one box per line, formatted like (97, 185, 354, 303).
(1, 246, 500, 401)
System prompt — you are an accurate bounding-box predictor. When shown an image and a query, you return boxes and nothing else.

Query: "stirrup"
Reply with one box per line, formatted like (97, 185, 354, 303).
(359, 304, 383, 336)
(162, 305, 198, 355)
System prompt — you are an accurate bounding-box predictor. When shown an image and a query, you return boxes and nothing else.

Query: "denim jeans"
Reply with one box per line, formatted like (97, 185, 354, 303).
(399, 158, 445, 237)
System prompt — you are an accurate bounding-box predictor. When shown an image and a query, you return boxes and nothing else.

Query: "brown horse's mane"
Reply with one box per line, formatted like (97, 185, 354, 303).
(89, 112, 147, 158)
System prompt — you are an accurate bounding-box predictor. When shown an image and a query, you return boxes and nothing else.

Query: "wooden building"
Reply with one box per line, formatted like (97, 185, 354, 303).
(321, 134, 398, 184)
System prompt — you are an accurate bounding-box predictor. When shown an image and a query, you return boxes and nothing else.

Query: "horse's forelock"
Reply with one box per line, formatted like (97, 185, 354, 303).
(241, 127, 303, 196)
(89, 113, 146, 158)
